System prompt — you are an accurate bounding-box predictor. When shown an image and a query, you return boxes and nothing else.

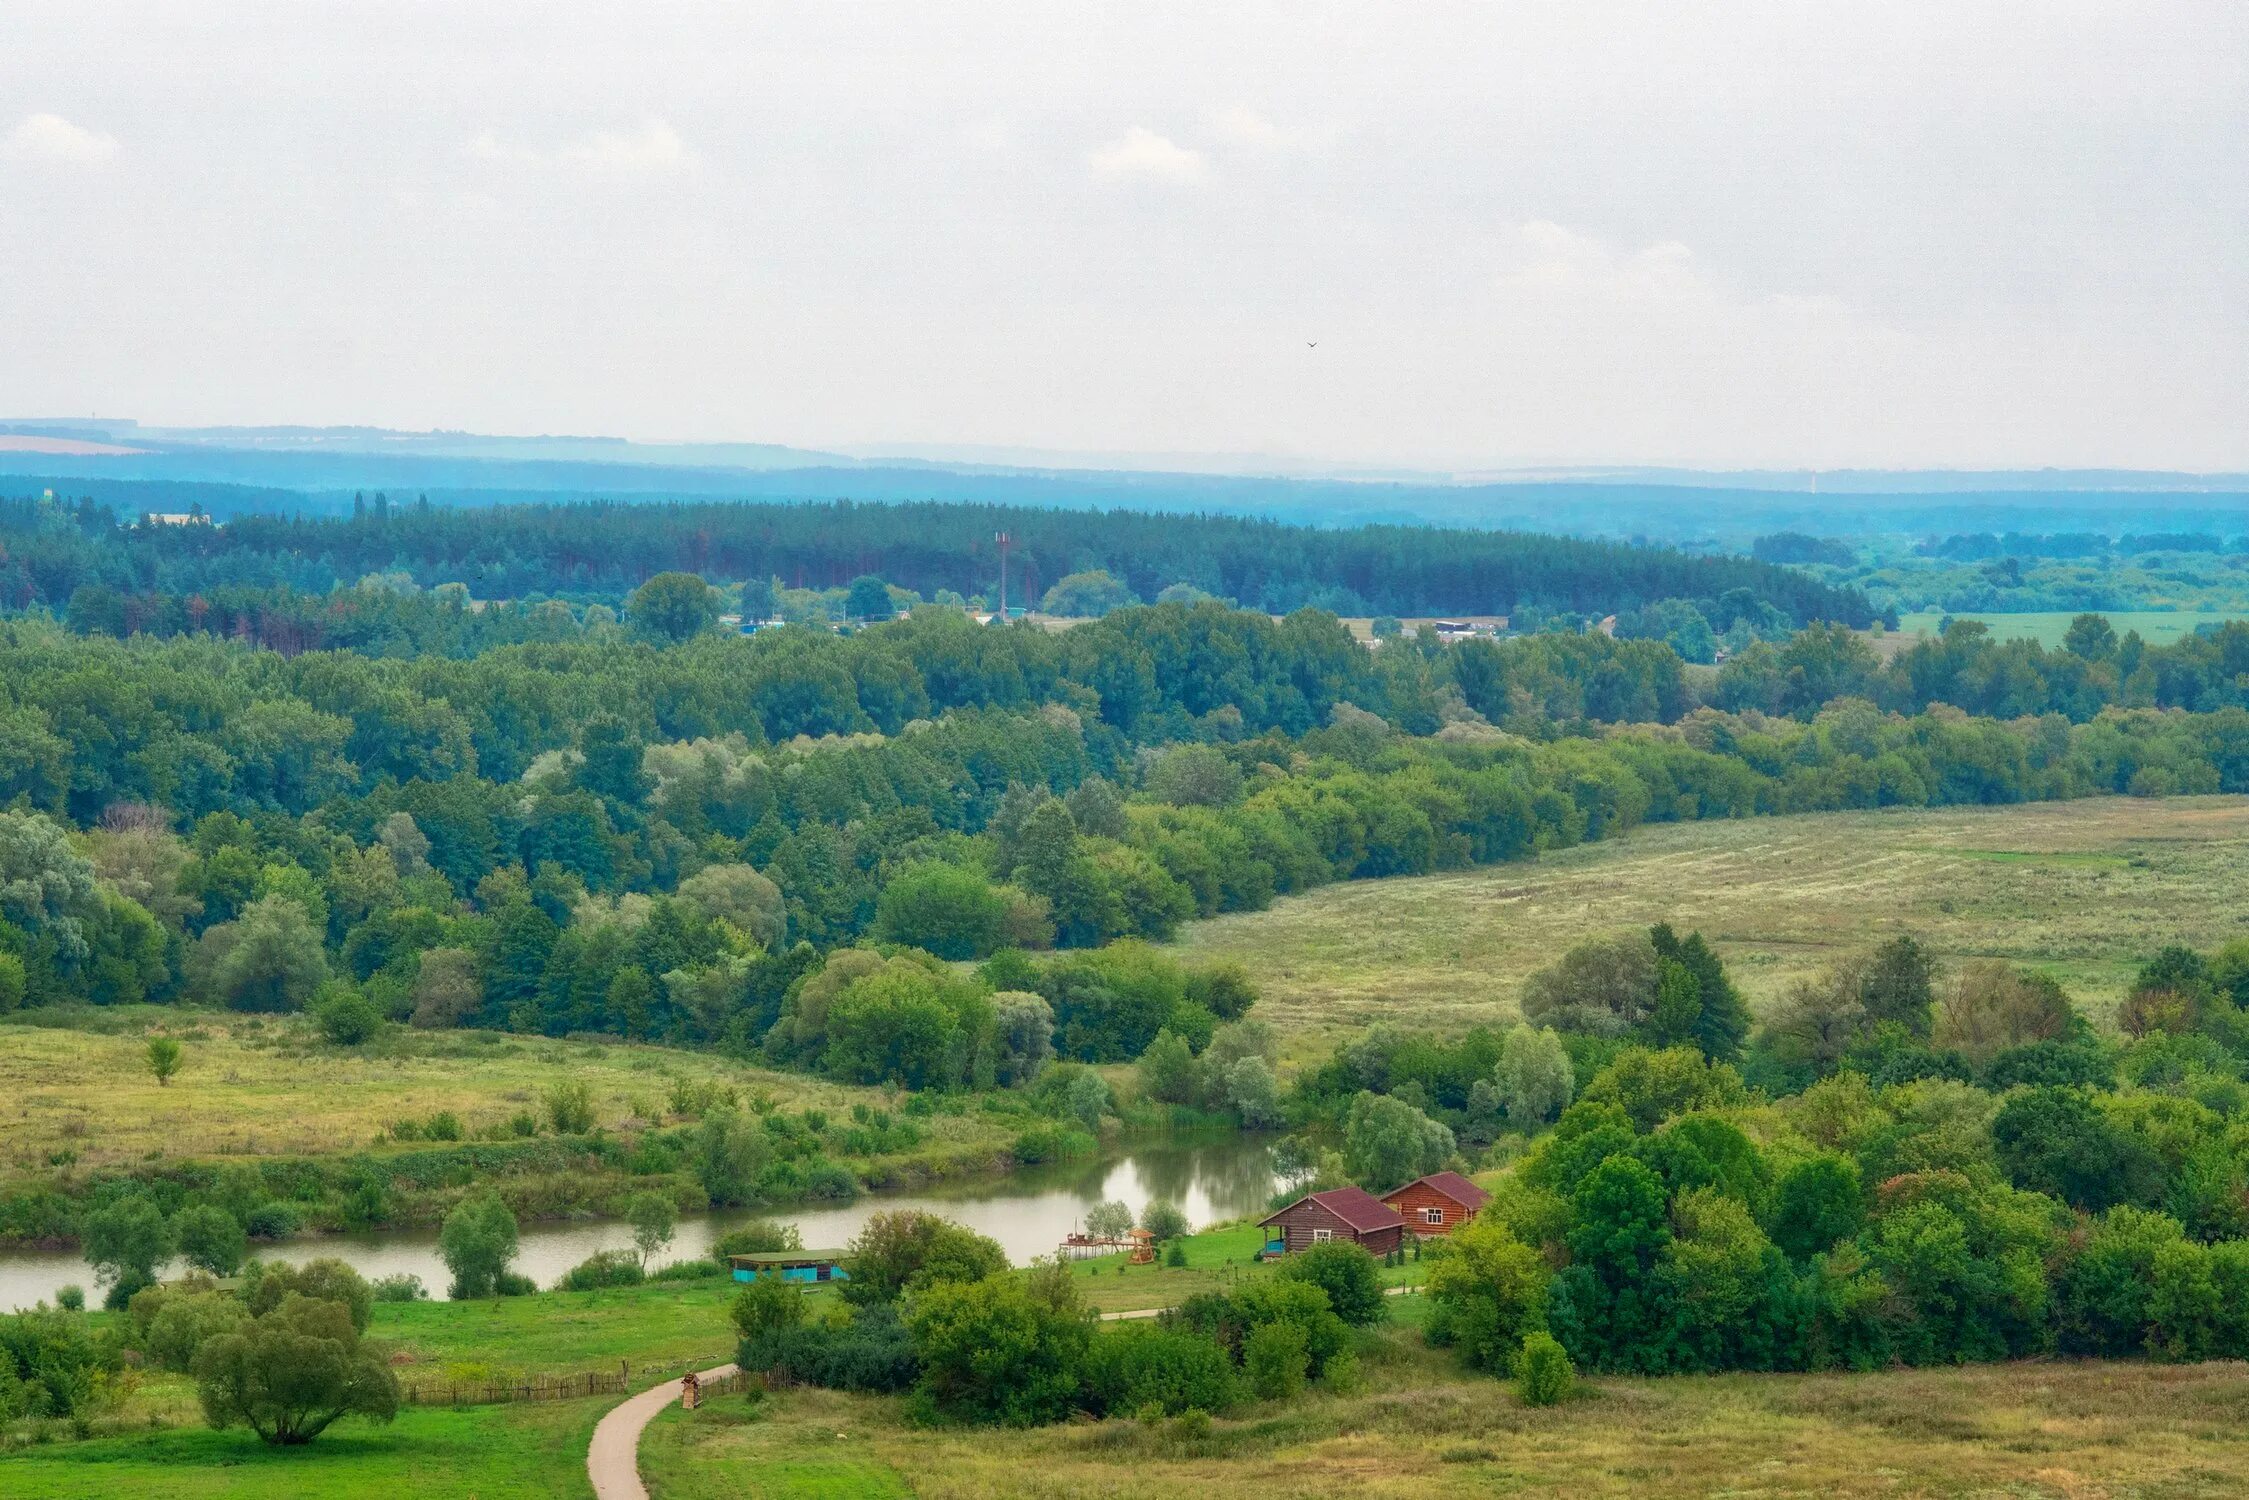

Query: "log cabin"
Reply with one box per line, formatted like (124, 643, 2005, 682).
(1258, 1186, 1407, 1257)
(1380, 1171, 1491, 1236)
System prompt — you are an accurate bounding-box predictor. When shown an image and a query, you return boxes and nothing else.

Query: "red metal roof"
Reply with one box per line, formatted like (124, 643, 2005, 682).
(1260, 1186, 1407, 1234)
(1382, 1172, 1491, 1211)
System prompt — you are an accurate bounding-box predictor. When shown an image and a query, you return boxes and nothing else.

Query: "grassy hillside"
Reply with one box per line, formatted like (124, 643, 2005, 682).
(0, 1013, 1010, 1183)
(640, 1340, 2249, 1500)
(1174, 795, 2249, 1056)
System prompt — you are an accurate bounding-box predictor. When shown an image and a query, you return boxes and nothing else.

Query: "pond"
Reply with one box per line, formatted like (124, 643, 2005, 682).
(0, 1134, 1289, 1311)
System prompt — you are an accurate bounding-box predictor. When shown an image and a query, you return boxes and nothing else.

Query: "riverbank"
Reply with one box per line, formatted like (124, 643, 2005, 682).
(0, 1134, 1286, 1310)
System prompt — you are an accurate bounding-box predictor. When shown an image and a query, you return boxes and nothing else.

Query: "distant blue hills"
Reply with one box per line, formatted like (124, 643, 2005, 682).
(3, 421, 2243, 543)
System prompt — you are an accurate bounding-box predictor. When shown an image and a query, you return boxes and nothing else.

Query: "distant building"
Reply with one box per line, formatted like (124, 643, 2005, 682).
(1258, 1187, 1406, 1257)
(144, 512, 211, 527)
(729, 1251, 848, 1285)
(1380, 1172, 1491, 1236)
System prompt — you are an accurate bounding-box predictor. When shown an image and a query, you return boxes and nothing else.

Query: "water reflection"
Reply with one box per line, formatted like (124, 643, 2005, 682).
(0, 1134, 1285, 1311)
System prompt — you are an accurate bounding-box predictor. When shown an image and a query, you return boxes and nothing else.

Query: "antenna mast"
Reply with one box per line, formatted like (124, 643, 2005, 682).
(995, 531, 1011, 619)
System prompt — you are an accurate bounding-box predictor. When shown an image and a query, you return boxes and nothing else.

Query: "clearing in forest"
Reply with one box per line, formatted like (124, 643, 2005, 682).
(1173, 795, 2249, 1054)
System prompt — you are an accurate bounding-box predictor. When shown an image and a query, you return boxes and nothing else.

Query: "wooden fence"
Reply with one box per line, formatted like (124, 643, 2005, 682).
(402, 1365, 631, 1407)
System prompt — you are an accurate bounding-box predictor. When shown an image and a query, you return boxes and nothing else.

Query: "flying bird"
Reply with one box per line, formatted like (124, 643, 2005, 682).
(1306, 341, 1317, 348)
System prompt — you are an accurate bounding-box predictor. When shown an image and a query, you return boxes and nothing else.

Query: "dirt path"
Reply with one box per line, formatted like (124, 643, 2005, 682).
(587, 1288, 1417, 1497)
(587, 1361, 738, 1500)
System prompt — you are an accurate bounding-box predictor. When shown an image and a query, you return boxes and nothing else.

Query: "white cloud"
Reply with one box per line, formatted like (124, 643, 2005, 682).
(464, 119, 691, 177)
(561, 119, 691, 176)
(1496, 220, 1705, 301)
(1088, 126, 1205, 182)
(2, 113, 118, 164)
(1208, 104, 1285, 149)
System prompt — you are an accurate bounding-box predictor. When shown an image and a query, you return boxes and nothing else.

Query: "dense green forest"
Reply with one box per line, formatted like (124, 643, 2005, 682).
(0, 490, 1875, 624)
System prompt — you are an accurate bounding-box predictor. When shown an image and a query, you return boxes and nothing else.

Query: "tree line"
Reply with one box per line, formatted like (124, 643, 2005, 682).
(0, 489, 1874, 624)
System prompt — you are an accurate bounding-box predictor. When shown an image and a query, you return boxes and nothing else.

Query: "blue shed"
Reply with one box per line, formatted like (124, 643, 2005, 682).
(730, 1251, 848, 1285)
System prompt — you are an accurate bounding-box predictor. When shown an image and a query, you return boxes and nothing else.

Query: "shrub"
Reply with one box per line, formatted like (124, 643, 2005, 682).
(0, 1305, 114, 1419)
(842, 1211, 1008, 1306)
(1084, 1324, 1239, 1417)
(557, 1249, 645, 1291)
(54, 1285, 84, 1312)
(244, 1201, 303, 1241)
(709, 1219, 804, 1267)
(246, 1259, 374, 1332)
(905, 1267, 1093, 1425)
(146, 1291, 251, 1372)
(1243, 1318, 1309, 1400)
(739, 1301, 919, 1393)
(1140, 1201, 1191, 1243)
(315, 989, 384, 1045)
(544, 1078, 596, 1134)
(1164, 1241, 1189, 1268)
(370, 1274, 428, 1303)
(423, 1111, 463, 1142)
(494, 1270, 538, 1297)
(1422, 1220, 1551, 1372)
(1274, 1240, 1385, 1326)
(1517, 1331, 1574, 1406)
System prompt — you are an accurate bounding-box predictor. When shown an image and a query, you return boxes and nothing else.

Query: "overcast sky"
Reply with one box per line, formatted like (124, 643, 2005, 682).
(3, 3, 2243, 472)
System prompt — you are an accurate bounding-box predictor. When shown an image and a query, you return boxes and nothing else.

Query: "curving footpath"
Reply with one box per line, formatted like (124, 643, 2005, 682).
(587, 1361, 737, 1500)
(586, 1288, 1416, 1498)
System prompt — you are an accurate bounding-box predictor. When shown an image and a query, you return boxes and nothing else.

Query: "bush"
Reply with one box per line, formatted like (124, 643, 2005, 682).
(556, 1249, 645, 1291)
(246, 1259, 374, 1332)
(244, 1201, 303, 1240)
(544, 1078, 596, 1134)
(146, 1291, 251, 1372)
(54, 1285, 84, 1312)
(905, 1268, 1093, 1425)
(1274, 1240, 1386, 1326)
(841, 1211, 1008, 1306)
(370, 1273, 428, 1303)
(709, 1219, 803, 1267)
(1517, 1331, 1574, 1405)
(1140, 1201, 1190, 1243)
(738, 1302, 919, 1394)
(1243, 1318, 1309, 1400)
(315, 989, 384, 1045)
(1084, 1324, 1239, 1417)
(494, 1270, 538, 1297)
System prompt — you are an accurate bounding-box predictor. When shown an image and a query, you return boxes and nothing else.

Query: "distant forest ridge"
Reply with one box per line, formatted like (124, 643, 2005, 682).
(1, 491, 1875, 625)
(2, 438, 2246, 544)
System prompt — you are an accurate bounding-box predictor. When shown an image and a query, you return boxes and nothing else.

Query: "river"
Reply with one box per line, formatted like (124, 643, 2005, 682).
(0, 1134, 1287, 1311)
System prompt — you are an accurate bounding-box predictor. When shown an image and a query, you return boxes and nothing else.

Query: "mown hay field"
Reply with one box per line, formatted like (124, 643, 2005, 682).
(1173, 795, 2249, 1056)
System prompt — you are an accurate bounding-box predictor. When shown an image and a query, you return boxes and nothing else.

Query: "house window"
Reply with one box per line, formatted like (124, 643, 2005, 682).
(1422, 1207, 1445, 1225)
(1311, 1228, 1333, 1243)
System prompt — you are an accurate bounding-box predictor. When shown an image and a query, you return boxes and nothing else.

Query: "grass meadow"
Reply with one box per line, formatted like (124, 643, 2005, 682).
(641, 1332, 2249, 1500)
(1173, 795, 2249, 1058)
(0, 1014, 1007, 1181)
(1895, 609, 2245, 648)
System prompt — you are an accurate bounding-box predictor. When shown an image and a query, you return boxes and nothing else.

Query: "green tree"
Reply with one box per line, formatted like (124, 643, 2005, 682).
(438, 1194, 520, 1299)
(1039, 569, 1137, 618)
(192, 1294, 399, 1445)
(192, 894, 328, 1012)
(81, 1196, 173, 1305)
(1494, 1025, 1574, 1127)
(1423, 1220, 1551, 1372)
(625, 571, 719, 643)
(692, 1107, 773, 1207)
(1084, 1200, 1134, 1240)
(1860, 936, 1937, 1036)
(873, 861, 1010, 960)
(845, 575, 896, 622)
(173, 1202, 247, 1277)
(1243, 1317, 1309, 1399)
(1343, 1090, 1455, 1188)
(146, 1035, 183, 1086)
(2063, 613, 2117, 661)
(626, 1191, 677, 1271)
(1140, 1200, 1190, 1242)
(1765, 1152, 1865, 1261)
(842, 1210, 1009, 1305)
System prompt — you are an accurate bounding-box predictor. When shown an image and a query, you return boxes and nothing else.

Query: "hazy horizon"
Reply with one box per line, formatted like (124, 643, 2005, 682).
(5, 4, 2244, 472)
